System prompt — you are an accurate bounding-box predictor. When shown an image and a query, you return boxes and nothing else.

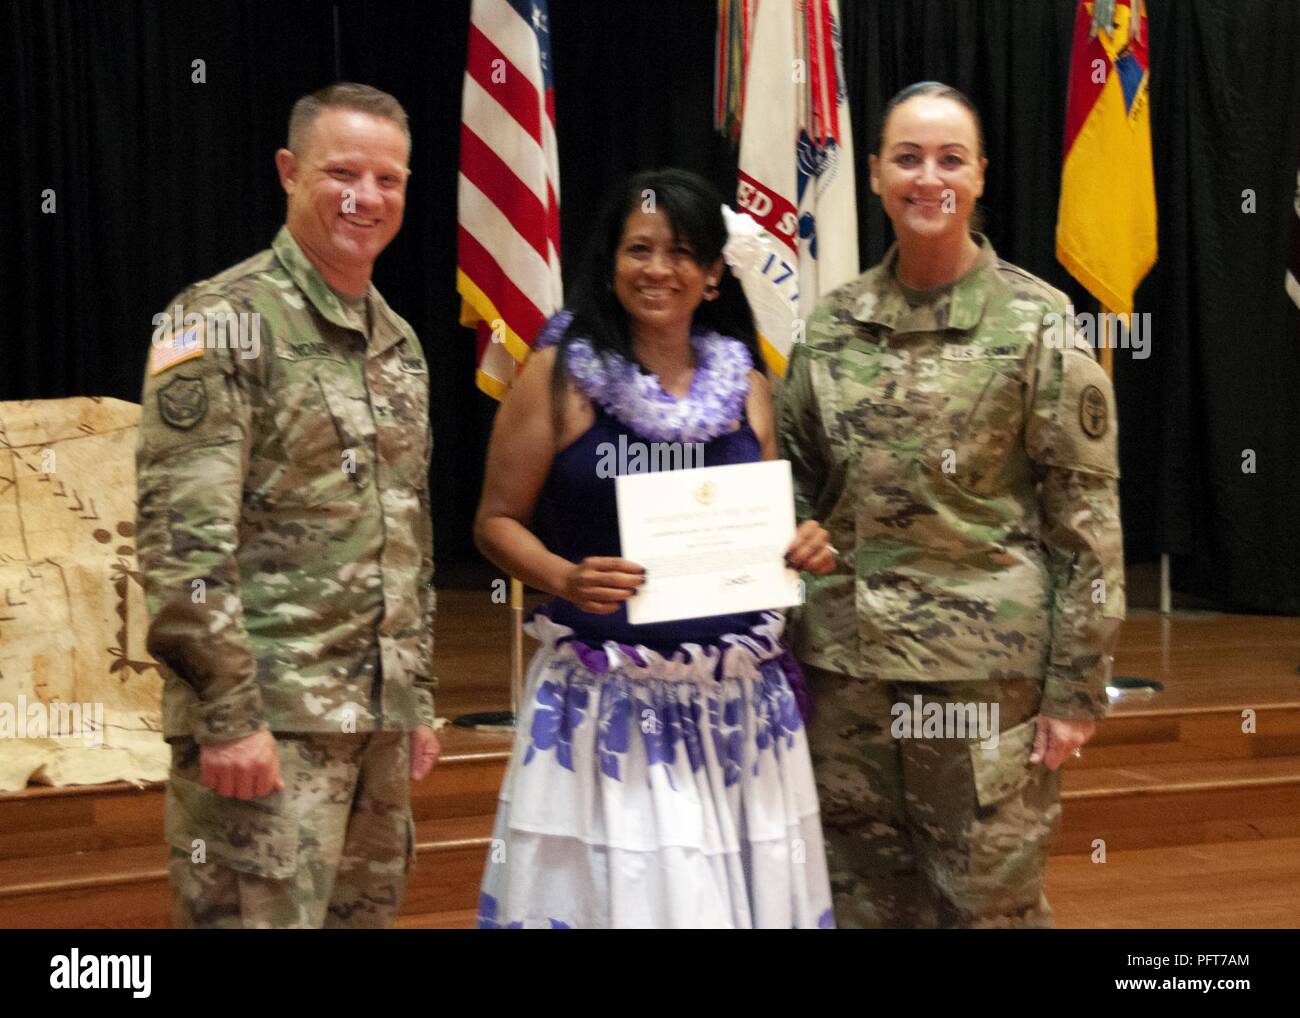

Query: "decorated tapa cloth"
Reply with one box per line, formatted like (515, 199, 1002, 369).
(0, 397, 168, 791)
(478, 612, 833, 929)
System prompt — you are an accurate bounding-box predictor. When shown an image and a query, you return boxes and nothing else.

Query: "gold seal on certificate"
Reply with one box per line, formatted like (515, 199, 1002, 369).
(615, 460, 802, 625)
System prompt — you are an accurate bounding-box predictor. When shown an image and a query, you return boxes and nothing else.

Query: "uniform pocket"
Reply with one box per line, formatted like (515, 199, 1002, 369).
(270, 349, 341, 460)
(969, 716, 1038, 808)
(925, 361, 1026, 498)
(164, 773, 300, 879)
(263, 347, 373, 506)
(377, 354, 431, 489)
(316, 372, 376, 492)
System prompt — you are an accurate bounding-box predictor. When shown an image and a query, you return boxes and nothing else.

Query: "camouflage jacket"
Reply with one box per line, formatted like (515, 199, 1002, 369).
(136, 227, 436, 743)
(778, 237, 1125, 720)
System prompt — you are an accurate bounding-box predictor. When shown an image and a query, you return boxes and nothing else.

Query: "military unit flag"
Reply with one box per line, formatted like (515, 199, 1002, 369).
(724, 0, 859, 375)
(1056, 0, 1157, 318)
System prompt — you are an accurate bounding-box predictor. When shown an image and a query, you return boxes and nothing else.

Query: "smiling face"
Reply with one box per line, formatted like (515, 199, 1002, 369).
(869, 95, 986, 243)
(275, 107, 410, 284)
(613, 208, 719, 337)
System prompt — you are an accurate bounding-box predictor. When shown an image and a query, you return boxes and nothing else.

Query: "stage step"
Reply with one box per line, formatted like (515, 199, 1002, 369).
(396, 909, 478, 929)
(0, 737, 509, 864)
(4, 707, 1299, 927)
(1076, 703, 1300, 768)
(0, 812, 495, 929)
(0, 731, 508, 928)
(1057, 754, 1300, 853)
(1046, 836, 1300, 928)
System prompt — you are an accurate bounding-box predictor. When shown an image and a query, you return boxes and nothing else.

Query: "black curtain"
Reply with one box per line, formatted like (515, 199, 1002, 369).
(5, 1, 1300, 610)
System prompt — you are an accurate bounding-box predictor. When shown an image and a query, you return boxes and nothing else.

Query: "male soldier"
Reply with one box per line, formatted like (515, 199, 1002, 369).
(136, 83, 440, 928)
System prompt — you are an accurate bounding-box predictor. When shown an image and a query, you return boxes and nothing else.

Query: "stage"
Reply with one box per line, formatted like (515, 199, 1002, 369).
(1, 593, 1297, 928)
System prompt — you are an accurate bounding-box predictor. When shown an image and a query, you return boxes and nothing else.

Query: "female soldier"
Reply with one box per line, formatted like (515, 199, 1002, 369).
(474, 169, 836, 928)
(778, 82, 1125, 928)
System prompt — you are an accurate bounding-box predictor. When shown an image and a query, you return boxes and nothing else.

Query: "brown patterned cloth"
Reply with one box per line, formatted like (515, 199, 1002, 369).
(0, 397, 167, 790)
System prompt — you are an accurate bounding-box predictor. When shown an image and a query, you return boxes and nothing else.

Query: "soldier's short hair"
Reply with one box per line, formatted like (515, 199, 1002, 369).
(287, 83, 411, 155)
(876, 81, 985, 158)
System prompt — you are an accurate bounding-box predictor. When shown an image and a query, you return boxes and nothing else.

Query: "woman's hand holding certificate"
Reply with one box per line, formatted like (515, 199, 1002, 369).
(560, 556, 647, 615)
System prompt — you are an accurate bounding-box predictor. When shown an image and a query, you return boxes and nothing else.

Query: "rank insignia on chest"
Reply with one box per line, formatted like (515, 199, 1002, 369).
(1079, 384, 1108, 438)
(157, 374, 208, 430)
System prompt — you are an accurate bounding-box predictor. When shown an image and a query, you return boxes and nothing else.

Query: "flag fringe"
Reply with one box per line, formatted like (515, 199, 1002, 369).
(455, 268, 535, 364)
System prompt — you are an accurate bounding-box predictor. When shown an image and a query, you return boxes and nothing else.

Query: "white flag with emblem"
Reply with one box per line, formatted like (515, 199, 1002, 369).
(731, 0, 858, 375)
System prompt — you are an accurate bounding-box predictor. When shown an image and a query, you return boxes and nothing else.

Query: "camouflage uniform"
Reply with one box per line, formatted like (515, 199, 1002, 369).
(777, 236, 1124, 928)
(165, 731, 413, 928)
(137, 226, 435, 928)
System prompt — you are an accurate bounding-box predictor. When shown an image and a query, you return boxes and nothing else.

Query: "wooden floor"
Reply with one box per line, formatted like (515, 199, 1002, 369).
(1046, 609, 1300, 928)
(2, 597, 1298, 928)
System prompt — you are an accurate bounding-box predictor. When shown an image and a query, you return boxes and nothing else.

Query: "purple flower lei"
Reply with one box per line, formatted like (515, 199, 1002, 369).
(534, 310, 753, 443)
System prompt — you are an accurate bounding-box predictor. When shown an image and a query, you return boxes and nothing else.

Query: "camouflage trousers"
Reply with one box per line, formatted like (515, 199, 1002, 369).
(806, 668, 1061, 928)
(165, 731, 414, 928)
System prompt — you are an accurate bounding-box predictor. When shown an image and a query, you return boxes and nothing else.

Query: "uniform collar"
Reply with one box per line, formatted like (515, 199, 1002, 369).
(852, 234, 996, 336)
(271, 226, 413, 357)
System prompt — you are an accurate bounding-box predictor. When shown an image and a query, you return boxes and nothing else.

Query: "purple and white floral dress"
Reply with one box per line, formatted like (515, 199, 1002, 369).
(476, 313, 834, 929)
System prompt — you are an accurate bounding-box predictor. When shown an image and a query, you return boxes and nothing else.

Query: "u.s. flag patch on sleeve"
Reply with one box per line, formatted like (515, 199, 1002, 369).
(149, 323, 205, 376)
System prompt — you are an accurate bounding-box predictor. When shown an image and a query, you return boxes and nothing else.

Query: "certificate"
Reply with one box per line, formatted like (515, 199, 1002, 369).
(615, 459, 802, 625)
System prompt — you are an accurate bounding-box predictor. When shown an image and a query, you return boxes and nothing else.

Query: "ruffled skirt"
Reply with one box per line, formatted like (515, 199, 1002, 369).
(476, 612, 834, 929)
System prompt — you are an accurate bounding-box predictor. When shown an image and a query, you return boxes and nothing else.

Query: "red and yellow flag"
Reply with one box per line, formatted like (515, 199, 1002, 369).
(1056, 0, 1156, 317)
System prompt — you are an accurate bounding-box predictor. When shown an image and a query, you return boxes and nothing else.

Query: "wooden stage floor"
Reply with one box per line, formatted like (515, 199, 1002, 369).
(0, 595, 1295, 929)
(432, 595, 1300, 753)
(432, 594, 1300, 929)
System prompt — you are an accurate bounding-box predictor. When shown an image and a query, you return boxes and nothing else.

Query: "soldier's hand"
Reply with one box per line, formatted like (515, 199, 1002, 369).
(561, 557, 645, 614)
(199, 729, 284, 800)
(1031, 715, 1097, 771)
(785, 520, 837, 575)
(410, 724, 441, 781)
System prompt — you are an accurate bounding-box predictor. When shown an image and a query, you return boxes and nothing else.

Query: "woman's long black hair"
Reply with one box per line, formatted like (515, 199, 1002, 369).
(551, 168, 760, 394)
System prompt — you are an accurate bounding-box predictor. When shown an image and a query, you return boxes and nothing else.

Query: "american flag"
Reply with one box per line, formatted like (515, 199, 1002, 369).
(457, 0, 562, 398)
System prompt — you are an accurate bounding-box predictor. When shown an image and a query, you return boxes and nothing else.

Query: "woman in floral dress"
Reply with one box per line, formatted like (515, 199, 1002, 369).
(472, 168, 836, 928)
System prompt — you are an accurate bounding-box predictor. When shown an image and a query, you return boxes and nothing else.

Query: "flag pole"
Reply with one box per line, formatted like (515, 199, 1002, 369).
(1099, 309, 1115, 379)
(1159, 552, 1172, 614)
(1104, 308, 1168, 613)
(510, 577, 525, 718)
